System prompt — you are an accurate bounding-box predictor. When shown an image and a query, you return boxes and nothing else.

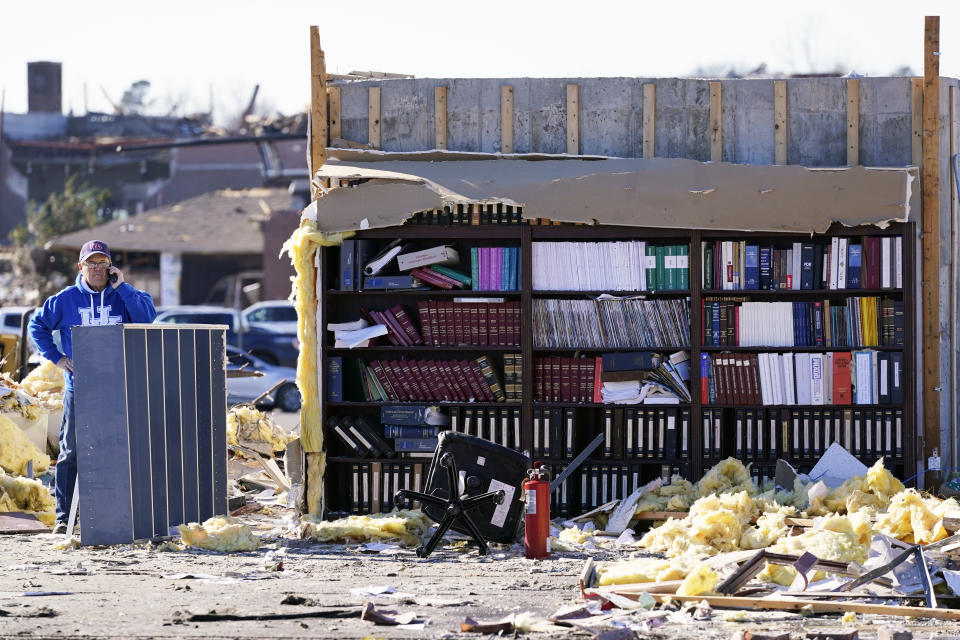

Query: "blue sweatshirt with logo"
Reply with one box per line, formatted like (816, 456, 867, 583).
(29, 274, 157, 390)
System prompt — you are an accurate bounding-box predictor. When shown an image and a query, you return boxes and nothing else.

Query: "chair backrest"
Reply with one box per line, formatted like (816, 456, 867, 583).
(421, 431, 530, 543)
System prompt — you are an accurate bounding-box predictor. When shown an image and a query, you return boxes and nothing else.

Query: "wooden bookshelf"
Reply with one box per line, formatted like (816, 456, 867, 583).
(319, 221, 915, 515)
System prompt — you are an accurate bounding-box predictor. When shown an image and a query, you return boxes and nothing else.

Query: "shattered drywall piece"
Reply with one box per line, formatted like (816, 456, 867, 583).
(300, 509, 430, 546)
(0, 470, 55, 525)
(227, 406, 295, 452)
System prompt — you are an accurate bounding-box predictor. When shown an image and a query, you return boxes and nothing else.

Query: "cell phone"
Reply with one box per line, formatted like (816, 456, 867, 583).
(109, 269, 118, 284)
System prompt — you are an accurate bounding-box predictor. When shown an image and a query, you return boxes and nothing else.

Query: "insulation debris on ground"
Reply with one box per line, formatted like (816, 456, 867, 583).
(0, 469, 55, 525)
(0, 413, 50, 476)
(591, 456, 960, 598)
(300, 509, 431, 546)
(227, 405, 296, 452)
(16, 359, 65, 409)
(178, 516, 260, 552)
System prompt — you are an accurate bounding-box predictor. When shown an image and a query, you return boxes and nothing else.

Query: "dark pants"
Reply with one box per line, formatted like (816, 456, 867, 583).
(55, 387, 76, 523)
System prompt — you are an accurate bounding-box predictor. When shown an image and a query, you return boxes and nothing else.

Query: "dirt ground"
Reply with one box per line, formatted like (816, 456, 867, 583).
(5, 413, 960, 640)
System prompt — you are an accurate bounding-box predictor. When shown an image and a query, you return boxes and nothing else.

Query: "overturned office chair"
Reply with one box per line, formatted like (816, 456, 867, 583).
(395, 431, 529, 557)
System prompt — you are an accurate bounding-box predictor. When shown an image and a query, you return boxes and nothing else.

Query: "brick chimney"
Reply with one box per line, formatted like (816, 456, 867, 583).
(27, 61, 62, 113)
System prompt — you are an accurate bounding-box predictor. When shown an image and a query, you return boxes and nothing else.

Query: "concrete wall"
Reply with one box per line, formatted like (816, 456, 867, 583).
(336, 76, 918, 166)
(334, 75, 960, 483)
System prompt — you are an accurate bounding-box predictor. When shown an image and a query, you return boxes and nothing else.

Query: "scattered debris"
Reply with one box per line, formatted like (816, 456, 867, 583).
(300, 509, 430, 546)
(360, 601, 419, 626)
(178, 516, 260, 552)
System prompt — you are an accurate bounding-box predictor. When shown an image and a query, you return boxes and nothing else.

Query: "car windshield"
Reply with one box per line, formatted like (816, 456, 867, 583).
(248, 306, 296, 323)
(161, 312, 235, 329)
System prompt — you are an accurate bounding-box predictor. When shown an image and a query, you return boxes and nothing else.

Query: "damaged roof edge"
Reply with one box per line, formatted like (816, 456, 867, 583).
(309, 155, 916, 235)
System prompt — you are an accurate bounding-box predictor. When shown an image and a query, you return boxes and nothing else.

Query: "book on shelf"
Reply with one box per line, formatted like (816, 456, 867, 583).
(337, 356, 507, 403)
(363, 239, 411, 276)
(532, 241, 688, 291)
(396, 245, 460, 271)
(392, 437, 440, 452)
(380, 404, 449, 426)
(702, 237, 901, 291)
(383, 425, 441, 439)
(532, 298, 690, 349)
(362, 275, 426, 290)
(447, 406, 522, 451)
(416, 300, 520, 347)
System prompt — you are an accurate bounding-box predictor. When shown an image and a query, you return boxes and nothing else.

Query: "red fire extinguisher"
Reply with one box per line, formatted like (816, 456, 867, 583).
(524, 463, 551, 559)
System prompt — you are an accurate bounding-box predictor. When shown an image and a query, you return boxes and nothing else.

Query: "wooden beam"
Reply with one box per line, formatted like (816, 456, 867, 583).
(500, 85, 514, 153)
(659, 594, 960, 621)
(912, 77, 924, 167)
(709, 81, 722, 162)
(642, 83, 656, 159)
(922, 15, 941, 488)
(566, 84, 579, 155)
(846, 78, 859, 166)
(434, 86, 447, 150)
(774, 80, 787, 165)
(309, 26, 327, 199)
(327, 86, 341, 143)
(368, 86, 381, 149)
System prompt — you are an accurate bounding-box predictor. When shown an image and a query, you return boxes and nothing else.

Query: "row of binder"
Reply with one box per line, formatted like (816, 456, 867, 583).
(448, 406, 522, 452)
(333, 461, 426, 515)
(701, 407, 905, 462)
(599, 407, 691, 460)
(578, 463, 688, 512)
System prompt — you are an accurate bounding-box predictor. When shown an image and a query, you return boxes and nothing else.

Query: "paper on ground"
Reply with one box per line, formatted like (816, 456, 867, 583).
(809, 443, 868, 488)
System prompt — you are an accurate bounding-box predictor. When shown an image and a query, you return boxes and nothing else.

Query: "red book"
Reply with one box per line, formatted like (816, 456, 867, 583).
(733, 354, 747, 405)
(593, 357, 603, 404)
(864, 237, 881, 289)
(416, 301, 432, 346)
(436, 301, 450, 345)
(477, 304, 488, 346)
(363, 308, 400, 345)
(390, 304, 423, 345)
(559, 358, 573, 403)
(550, 357, 562, 403)
(579, 358, 593, 404)
(487, 305, 500, 347)
(439, 360, 467, 402)
(426, 301, 440, 346)
(833, 351, 853, 405)
(371, 360, 400, 401)
(411, 267, 459, 289)
(733, 306, 740, 346)
(749, 353, 763, 405)
(388, 360, 414, 401)
(462, 360, 494, 402)
(535, 357, 545, 402)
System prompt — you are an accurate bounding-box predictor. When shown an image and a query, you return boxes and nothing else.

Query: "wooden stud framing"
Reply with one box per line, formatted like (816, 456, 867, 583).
(309, 26, 327, 198)
(327, 86, 341, 143)
(774, 80, 787, 165)
(566, 84, 580, 155)
(912, 77, 924, 167)
(642, 83, 656, 159)
(500, 85, 514, 153)
(921, 15, 941, 487)
(368, 86, 381, 149)
(434, 86, 447, 150)
(846, 78, 859, 166)
(709, 81, 722, 162)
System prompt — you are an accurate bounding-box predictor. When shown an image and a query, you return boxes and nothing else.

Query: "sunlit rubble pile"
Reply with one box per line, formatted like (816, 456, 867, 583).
(586, 457, 960, 591)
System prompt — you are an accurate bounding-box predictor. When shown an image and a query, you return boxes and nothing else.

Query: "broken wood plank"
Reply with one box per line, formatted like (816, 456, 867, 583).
(500, 85, 514, 153)
(642, 83, 656, 158)
(774, 80, 787, 164)
(0, 512, 49, 534)
(846, 78, 859, 166)
(368, 86, 381, 149)
(309, 26, 327, 198)
(328, 86, 341, 142)
(434, 86, 447, 150)
(663, 594, 960, 620)
(566, 84, 579, 155)
(710, 81, 722, 162)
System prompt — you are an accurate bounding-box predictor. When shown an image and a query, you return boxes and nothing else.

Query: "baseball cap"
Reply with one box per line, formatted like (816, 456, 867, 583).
(79, 240, 111, 263)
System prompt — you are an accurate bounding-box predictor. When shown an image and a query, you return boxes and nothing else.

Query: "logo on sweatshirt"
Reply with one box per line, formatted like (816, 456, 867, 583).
(78, 305, 121, 326)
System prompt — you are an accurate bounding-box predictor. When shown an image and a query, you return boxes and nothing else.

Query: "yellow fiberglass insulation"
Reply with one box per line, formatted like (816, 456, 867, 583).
(557, 526, 596, 545)
(640, 490, 760, 558)
(634, 475, 697, 513)
(178, 516, 260, 552)
(874, 489, 948, 544)
(676, 563, 719, 596)
(227, 405, 294, 451)
(739, 509, 794, 550)
(816, 459, 904, 515)
(301, 508, 430, 546)
(0, 414, 49, 476)
(19, 359, 65, 407)
(596, 556, 694, 586)
(0, 469, 56, 525)
(756, 518, 869, 586)
(281, 218, 350, 514)
(695, 458, 757, 498)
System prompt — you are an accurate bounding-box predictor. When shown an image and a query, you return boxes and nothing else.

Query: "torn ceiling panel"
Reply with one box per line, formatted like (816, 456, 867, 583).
(312, 155, 916, 234)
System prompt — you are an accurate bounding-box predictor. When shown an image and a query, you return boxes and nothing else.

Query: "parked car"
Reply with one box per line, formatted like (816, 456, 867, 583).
(226, 346, 301, 412)
(0, 306, 31, 335)
(242, 300, 297, 334)
(154, 305, 298, 367)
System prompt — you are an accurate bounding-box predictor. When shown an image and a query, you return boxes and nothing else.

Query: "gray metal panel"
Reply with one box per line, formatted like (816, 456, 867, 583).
(209, 329, 228, 515)
(194, 330, 214, 519)
(162, 330, 184, 526)
(179, 329, 200, 524)
(74, 325, 134, 546)
(123, 328, 153, 540)
(145, 330, 168, 536)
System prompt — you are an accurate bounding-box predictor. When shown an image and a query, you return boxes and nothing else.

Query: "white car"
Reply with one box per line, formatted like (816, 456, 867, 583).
(0, 306, 31, 335)
(226, 346, 301, 412)
(242, 300, 297, 334)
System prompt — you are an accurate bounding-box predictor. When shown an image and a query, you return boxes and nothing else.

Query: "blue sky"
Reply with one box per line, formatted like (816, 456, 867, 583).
(2, 1, 958, 124)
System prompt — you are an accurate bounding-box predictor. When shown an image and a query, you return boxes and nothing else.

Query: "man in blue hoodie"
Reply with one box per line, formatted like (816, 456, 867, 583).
(29, 240, 157, 534)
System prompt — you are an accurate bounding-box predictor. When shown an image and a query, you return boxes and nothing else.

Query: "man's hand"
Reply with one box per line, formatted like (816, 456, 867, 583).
(109, 266, 125, 289)
(56, 357, 74, 374)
